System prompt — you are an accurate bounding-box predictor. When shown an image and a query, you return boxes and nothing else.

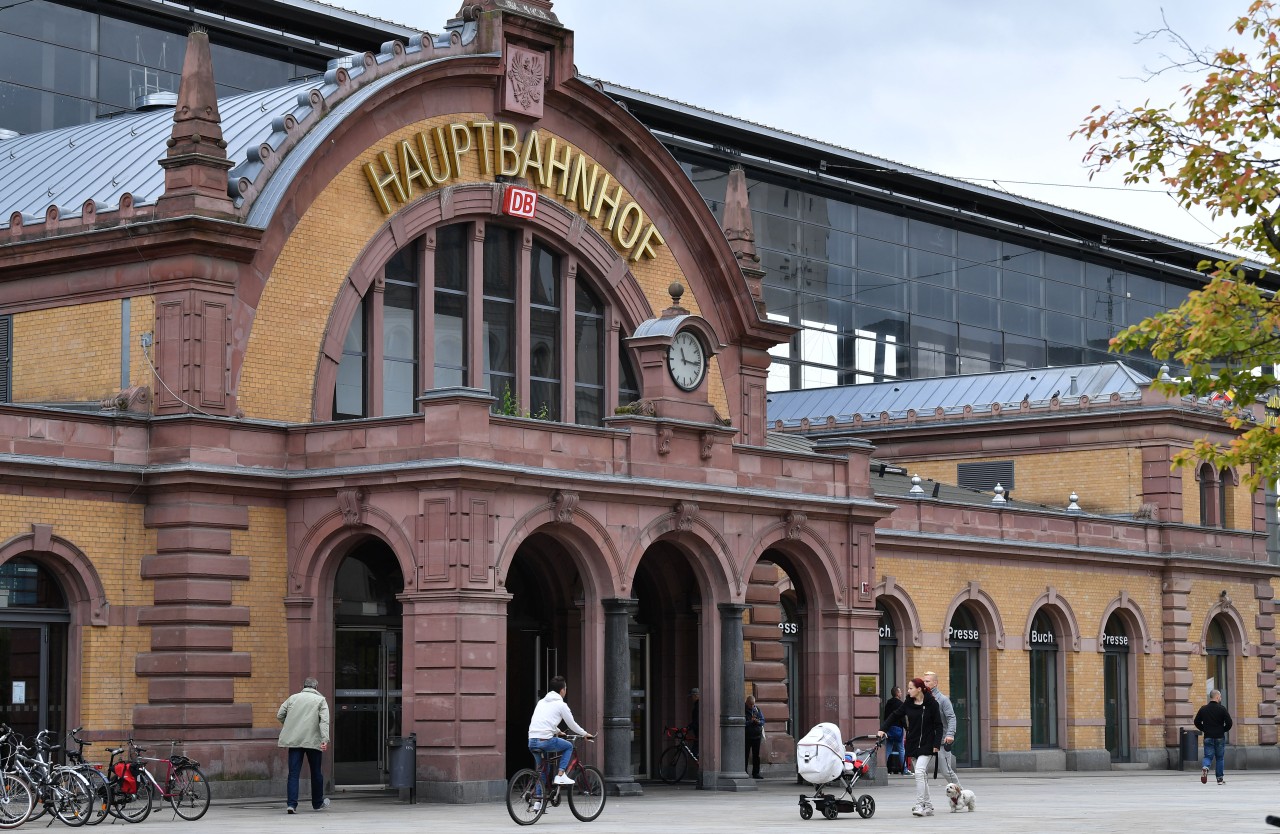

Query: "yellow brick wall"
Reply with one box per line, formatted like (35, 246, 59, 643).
(12, 300, 122, 402)
(1180, 466, 1256, 530)
(880, 553, 1171, 753)
(1187, 579, 1261, 745)
(128, 295, 155, 393)
(902, 448, 1143, 514)
(239, 115, 729, 422)
(0, 496, 153, 731)
(232, 506, 290, 728)
(1182, 470, 1201, 527)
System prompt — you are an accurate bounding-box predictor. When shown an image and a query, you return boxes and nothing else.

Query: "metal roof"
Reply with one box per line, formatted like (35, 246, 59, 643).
(766, 362, 1150, 427)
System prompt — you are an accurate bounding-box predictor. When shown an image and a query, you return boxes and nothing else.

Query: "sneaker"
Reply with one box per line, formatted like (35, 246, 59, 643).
(1217, 778, 1225, 785)
(553, 773, 575, 786)
(286, 807, 296, 815)
(911, 805, 924, 817)
(531, 801, 542, 812)
(923, 805, 935, 816)
(314, 797, 330, 811)
(1201, 767, 1208, 784)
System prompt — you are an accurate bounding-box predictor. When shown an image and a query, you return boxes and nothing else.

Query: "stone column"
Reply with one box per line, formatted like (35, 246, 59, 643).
(1161, 573, 1193, 767)
(717, 603, 756, 791)
(602, 598, 642, 795)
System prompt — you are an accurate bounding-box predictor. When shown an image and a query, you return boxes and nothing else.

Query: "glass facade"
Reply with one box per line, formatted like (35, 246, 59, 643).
(680, 159, 1196, 390)
(0, 0, 319, 135)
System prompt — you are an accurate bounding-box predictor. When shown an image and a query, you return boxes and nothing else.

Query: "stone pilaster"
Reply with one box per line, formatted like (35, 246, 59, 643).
(136, 494, 252, 731)
(602, 598, 642, 795)
(1255, 582, 1278, 745)
(1161, 573, 1193, 747)
(716, 603, 756, 791)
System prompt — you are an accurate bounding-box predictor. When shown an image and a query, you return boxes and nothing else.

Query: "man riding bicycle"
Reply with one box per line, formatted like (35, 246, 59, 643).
(528, 676, 594, 786)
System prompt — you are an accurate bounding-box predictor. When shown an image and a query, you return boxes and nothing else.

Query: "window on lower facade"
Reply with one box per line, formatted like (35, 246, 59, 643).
(331, 221, 639, 423)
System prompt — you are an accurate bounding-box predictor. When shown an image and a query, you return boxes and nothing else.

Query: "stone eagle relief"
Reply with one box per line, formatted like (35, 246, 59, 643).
(505, 45, 545, 117)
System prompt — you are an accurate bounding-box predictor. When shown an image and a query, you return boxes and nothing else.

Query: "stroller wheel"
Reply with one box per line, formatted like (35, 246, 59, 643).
(856, 794, 876, 818)
(799, 801, 813, 820)
(822, 801, 839, 820)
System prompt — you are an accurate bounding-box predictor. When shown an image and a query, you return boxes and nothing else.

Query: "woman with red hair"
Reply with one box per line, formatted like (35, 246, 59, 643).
(878, 677, 944, 816)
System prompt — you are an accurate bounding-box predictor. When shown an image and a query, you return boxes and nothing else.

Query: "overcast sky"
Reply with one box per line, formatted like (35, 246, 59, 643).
(342, 0, 1246, 254)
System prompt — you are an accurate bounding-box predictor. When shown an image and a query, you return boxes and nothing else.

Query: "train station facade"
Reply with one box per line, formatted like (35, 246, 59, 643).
(0, 0, 1276, 799)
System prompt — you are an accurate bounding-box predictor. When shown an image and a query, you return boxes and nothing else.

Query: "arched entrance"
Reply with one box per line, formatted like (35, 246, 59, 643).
(877, 601, 901, 706)
(1102, 612, 1131, 762)
(1205, 617, 1232, 714)
(947, 605, 982, 765)
(504, 532, 592, 777)
(332, 539, 404, 787)
(1028, 609, 1060, 748)
(0, 557, 69, 740)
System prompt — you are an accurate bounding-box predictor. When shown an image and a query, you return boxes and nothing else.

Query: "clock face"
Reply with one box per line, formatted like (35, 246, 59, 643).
(667, 330, 706, 391)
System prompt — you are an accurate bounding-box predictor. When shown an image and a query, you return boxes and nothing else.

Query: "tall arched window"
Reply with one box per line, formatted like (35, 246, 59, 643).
(332, 220, 640, 423)
(0, 557, 69, 740)
(1199, 464, 1231, 528)
(1205, 617, 1231, 712)
(1028, 609, 1059, 748)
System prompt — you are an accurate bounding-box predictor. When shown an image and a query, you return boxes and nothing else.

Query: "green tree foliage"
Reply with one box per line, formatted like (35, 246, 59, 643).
(1075, 0, 1280, 488)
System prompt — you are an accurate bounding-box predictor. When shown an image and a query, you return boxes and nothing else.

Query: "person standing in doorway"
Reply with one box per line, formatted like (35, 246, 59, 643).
(921, 671, 962, 788)
(744, 695, 765, 779)
(528, 676, 594, 792)
(882, 686, 907, 774)
(878, 677, 943, 817)
(1194, 689, 1233, 785)
(688, 687, 700, 754)
(277, 677, 331, 814)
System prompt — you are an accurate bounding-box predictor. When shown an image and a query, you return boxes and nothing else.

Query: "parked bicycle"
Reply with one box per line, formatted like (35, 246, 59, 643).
(506, 733, 605, 825)
(1, 726, 94, 826)
(107, 738, 211, 822)
(64, 728, 111, 826)
(658, 726, 700, 784)
(0, 727, 35, 829)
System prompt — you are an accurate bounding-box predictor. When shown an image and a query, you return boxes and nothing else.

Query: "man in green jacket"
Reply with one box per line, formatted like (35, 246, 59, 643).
(277, 677, 331, 814)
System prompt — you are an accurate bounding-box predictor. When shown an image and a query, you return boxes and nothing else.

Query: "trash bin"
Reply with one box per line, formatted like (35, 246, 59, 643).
(388, 733, 417, 803)
(1179, 727, 1201, 764)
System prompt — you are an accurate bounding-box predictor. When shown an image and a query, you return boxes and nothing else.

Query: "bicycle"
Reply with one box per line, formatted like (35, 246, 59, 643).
(0, 727, 35, 829)
(3, 726, 94, 826)
(114, 738, 211, 822)
(658, 726, 700, 784)
(506, 734, 605, 825)
(64, 728, 111, 826)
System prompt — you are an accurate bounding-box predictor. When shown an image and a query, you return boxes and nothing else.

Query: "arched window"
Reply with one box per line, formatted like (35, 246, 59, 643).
(0, 557, 69, 740)
(1028, 609, 1059, 748)
(1199, 464, 1231, 528)
(332, 220, 640, 423)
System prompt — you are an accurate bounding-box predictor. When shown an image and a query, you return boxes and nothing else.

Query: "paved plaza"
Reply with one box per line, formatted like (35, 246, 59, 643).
(88, 769, 1280, 833)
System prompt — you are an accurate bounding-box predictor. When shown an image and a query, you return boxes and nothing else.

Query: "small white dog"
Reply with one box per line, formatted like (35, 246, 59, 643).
(944, 782, 976, 812)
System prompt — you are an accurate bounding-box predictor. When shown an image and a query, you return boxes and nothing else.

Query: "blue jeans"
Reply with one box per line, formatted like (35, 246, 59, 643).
(886, 727, 906, 771)
(529, 737, 573, 774)
(286, 747, 325, 810)
(1202, 736, 1226, 779)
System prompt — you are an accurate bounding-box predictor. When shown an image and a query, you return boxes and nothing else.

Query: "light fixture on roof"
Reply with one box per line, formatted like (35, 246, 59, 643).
(1066, 491, 1081, 513)
(909, 474, 925, 497)
(991, 483, 1006, 505)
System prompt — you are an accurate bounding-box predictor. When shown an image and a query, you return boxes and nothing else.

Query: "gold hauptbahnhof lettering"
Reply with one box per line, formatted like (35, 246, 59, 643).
(364, 120, 666, 263)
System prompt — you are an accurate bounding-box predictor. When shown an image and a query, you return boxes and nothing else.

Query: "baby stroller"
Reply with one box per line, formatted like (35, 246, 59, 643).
(795, 722, 879, 820)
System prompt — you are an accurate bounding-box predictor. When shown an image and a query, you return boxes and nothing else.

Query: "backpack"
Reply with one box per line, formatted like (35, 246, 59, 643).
(113, 762, 138, 794)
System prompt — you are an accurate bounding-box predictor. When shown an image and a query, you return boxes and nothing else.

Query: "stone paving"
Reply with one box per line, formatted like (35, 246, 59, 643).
(86, 769, 1280, 833)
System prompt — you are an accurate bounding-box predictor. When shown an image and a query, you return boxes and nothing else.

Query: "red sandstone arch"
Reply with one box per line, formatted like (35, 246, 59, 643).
(1023, 587, 1082, 651)
(875, 576, 923, 648)
(941, 582, 1006, 649)
(742, 521, 843, 611)
(495, 496, 621, 601)
(1098, 593, 1156, 654)
(289, 502, 416, 599)
(1198, 600, 1253, 656)
(624, 510, 735, 605)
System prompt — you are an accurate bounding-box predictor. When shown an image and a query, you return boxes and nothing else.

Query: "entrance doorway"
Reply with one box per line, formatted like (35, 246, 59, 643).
(947, 605, 981, 766)
(0, 558, 68, 740)
(1102, 613, 1131, 762)
(332, 541, 403, 787)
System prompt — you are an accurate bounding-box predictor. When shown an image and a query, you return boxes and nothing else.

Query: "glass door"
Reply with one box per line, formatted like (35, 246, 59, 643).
(948, 647, 980, 766)
(334, 628, 402, 786)
(629, 633, 649, 778)
(1103, 651, 1130, 761)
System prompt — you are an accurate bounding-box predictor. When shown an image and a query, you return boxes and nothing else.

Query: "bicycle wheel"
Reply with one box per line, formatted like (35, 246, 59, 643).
(110, 778, 154, 823)
(567, 764, 605, 822)
(79, 767, 111, 826)
(0, 772, 34, 829)
(657, 746, 687, 784)
(51, 767, 94, 826)
(168, 766, 211, 821)
(506, 768, 547, 825)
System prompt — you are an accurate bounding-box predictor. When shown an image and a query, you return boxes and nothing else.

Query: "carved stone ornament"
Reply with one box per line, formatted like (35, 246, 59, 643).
(504, 43, 546, 117)
(699, 431, 714, 461)
(784, 510, 807, 540)
(674, 501, 699, 532)
(100, 385, 152, 413)
(657, 426, 673, 456)
(337, 488, 364, 527)
(551, 490, 579, 524)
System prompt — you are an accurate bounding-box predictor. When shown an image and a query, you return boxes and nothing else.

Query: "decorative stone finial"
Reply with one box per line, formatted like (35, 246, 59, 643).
(156, 27, 233, 217)
(723, 165, 766, 313)
(669, 282, 684, 305)
(992, 483, 1006, 505)
(909, 474, 924, 496)
(1066, 491, 1081, 513)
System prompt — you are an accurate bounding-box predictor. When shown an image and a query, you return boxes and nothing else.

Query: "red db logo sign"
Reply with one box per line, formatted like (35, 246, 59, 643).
(503, 186, 538, 219)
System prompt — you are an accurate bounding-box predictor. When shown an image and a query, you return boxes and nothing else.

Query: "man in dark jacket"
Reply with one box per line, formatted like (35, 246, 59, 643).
(1193, 689, 1233, 785)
